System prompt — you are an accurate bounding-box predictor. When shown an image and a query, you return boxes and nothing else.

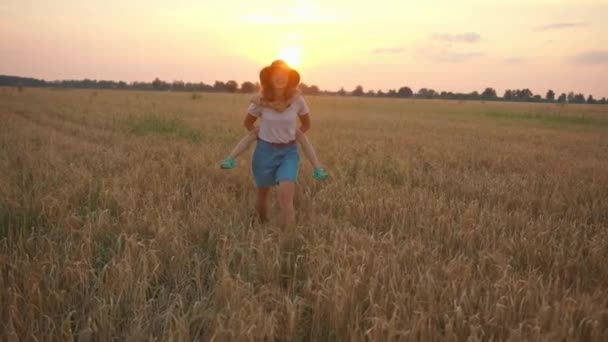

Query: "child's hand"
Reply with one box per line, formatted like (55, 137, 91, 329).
(295, 129, 304, 139)
(249, 127, 260, 138)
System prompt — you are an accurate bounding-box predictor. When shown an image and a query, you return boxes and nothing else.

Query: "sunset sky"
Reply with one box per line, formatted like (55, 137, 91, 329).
(2, 0, 608, 97)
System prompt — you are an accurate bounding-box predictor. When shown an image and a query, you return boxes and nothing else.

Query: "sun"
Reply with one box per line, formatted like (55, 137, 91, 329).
(278, 46, 302, 67)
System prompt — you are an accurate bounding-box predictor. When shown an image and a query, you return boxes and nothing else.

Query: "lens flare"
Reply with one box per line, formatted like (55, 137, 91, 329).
(278, 46, 302, 67)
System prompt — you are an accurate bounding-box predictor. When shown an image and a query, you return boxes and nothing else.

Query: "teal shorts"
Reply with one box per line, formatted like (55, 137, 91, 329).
(252, 138, 299, 188)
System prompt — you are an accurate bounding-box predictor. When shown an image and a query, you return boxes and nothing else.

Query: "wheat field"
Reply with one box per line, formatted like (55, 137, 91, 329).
(1, 87, 607, 341)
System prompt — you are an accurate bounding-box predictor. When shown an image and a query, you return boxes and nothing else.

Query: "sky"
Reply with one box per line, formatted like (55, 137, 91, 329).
(1, 0, 608, 98)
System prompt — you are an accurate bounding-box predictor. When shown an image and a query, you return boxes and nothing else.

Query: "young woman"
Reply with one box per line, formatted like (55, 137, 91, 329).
(219, 64, 328, 181)
(220, 60, 328, 226)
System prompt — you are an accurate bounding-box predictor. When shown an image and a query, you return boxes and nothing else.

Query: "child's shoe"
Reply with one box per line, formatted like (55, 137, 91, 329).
(312, 167, 329, 180)
(220, 156, 236, 169)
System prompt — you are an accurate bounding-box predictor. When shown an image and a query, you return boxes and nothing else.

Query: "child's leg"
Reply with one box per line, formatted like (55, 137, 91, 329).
(295, 130, 322, 168)
(227, 129, 258, 159)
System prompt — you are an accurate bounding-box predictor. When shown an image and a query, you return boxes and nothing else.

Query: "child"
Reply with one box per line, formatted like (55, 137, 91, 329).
(219, 93, 329, 181)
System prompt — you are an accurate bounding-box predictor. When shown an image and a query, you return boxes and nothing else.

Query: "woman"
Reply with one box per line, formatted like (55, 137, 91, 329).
(221, 60, 327, 227)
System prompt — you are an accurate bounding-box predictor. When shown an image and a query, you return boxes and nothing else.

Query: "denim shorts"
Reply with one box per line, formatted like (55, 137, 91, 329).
(252, 138, 300, 188)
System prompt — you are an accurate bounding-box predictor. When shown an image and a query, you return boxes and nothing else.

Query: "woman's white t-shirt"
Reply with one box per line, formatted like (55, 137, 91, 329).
(247, 95, 310, 144)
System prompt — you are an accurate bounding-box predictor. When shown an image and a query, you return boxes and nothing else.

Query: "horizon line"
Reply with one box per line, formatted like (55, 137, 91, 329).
(1, 73, 607, 100)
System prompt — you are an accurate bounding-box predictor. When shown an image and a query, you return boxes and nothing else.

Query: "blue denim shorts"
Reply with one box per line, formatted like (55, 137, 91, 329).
(252, 138, 300, 188)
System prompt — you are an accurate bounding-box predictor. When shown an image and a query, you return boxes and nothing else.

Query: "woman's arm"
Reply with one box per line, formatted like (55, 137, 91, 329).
(244, 113, 258, 131)
(296, 128, 321, 168)
(299, 113, 311, 133)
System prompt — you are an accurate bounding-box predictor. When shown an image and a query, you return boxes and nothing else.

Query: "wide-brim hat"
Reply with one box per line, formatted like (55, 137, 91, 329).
(259, 60, 300, 88)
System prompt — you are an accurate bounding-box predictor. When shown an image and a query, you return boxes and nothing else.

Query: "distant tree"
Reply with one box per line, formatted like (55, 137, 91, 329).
(80, 79, 98, 88)
(213, 81, 226, 92)
(337, 87, 346, 96)
(481, 87, 497, 99)
(241, 81, 257, 93)
(352, 85, 364, 96)
(152, 78, 171, 90)
(298, 83, 309, 93)
(377, 90, 385, 97)
(387, 89, 397, 97)
(132, 81, 152, 90)
(586, 95, 596, 104)
(469, 91, 480, 100)
(417, 88, 438, 99)
(533, 95, 542, 102)
(573, 93, 586, 103)
(567, 91, 575, 103)
(517, 88, 533, 101)
(0, 75, 46, 87)
(195, 82, 213, 92)
(172, 80, 185, 91)
(98, 80, 118, 89)
(557, 93, 567, 103)
(599, 97, 607, 104)
(152, 77, 169, 91)
(546, 89, 555, 101)
(366, 90, 376, 97)
(225, 80, 239, 93)
(307, 85, 320, 95)
(503, 89, 513, 101)
(398, 86, 413, 98)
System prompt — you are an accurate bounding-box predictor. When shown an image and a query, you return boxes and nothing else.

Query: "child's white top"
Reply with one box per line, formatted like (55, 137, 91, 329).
(247, 95, 310, 144)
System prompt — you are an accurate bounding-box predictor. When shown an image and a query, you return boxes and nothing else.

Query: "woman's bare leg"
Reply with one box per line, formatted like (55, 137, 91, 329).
(276, 180, 296, 228)
(295, 130, 322, 168)
(256, 187, 272, 223)
(227, 129, 258, 159)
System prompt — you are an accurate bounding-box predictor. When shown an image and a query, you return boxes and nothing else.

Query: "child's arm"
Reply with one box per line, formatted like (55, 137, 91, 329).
(227, 128, 258, 159)
(295, 129, 322, 169)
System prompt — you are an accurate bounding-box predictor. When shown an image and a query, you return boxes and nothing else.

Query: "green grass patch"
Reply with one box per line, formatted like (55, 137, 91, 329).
(485, 111, 608, 127)
(128, 115, 203, 143)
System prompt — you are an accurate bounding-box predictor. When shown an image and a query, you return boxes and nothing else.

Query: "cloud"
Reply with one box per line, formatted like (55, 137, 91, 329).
(429, 32, 481, 43)
(569, 50, 608, 65)
(371, 46, 407, 54)
(504, 57, 525, 65)
(535, 22, 589, 31)
(433, 51, 484, 63)
(417, 46, 483, 63)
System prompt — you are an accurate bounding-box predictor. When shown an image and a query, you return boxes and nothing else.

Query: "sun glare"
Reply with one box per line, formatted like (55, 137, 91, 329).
(278, 46, 302, 67)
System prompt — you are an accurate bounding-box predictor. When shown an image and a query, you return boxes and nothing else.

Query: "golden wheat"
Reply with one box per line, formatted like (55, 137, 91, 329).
(1, 88, 607, 341)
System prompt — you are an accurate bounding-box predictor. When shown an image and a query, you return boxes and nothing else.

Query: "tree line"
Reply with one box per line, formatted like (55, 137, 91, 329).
(1, 75, 606, 104)
(345, 85, 606, 104)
